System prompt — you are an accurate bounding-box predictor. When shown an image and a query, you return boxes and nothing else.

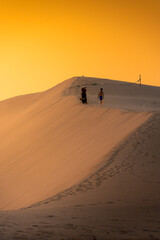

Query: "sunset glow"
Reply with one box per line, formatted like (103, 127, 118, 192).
(0, 0, 159, 100)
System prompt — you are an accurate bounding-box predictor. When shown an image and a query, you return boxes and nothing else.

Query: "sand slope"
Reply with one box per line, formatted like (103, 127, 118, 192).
(0, 77, 160, 240)
(1, 112, 159, 240)
(0, 77, 153, 210)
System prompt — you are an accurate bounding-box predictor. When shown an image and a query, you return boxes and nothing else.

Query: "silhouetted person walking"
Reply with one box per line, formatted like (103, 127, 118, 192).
(98, 88, 104, 104)
(80, 86, 87, 104)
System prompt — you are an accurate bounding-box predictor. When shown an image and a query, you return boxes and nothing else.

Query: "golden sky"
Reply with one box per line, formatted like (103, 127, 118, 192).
(0, 0, 159, 100)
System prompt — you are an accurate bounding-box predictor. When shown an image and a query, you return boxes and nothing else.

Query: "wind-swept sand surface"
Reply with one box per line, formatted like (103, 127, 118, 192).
(0, 77, 160, 239)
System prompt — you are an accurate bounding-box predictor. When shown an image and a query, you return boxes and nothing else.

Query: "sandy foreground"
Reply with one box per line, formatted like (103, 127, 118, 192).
(0, 77, 160, 239)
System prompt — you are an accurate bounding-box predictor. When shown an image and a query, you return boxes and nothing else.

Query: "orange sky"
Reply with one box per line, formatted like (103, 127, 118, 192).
(0, 0, 159, 100)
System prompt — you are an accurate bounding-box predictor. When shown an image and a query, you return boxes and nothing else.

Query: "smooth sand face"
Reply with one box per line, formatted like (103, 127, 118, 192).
(0, 77, 160, 240)
(0, 77, 153, 210)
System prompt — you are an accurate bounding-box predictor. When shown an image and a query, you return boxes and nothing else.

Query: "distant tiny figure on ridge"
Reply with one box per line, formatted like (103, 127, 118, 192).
(98, 88, 104, 104)
(80, 86, 87, 104)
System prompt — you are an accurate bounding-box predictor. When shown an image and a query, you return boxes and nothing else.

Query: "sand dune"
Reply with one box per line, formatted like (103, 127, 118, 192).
(0, 77, 160, 239)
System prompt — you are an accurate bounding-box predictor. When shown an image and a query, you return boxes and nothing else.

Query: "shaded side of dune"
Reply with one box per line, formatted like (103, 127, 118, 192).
(0, 112, 160, 240)
(27, 111, 160, 209)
